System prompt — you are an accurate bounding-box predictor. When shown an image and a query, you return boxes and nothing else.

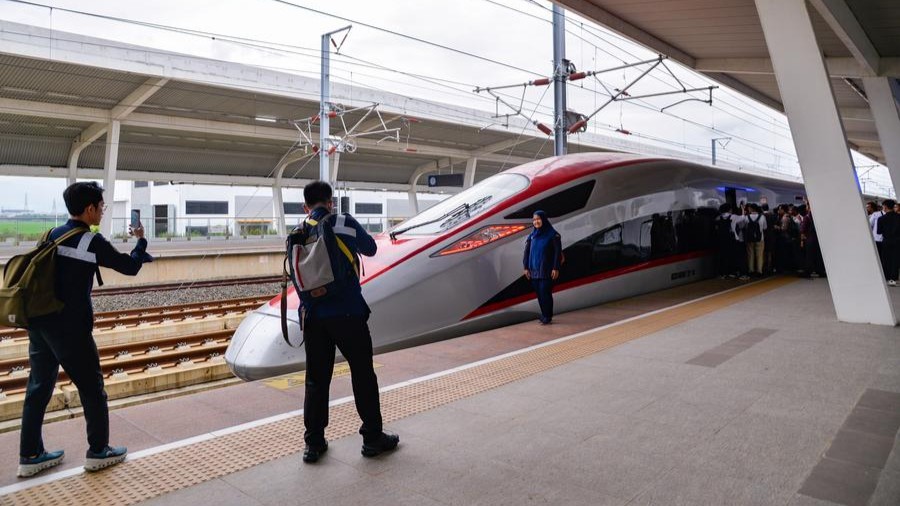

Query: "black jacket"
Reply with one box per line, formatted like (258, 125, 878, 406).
(33, 219, 150, 328)
(877, 212, 900, 245)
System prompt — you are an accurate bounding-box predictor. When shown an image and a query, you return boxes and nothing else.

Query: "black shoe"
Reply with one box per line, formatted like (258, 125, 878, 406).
(303, 441, 328, 463)
(361, 432, 399, 458)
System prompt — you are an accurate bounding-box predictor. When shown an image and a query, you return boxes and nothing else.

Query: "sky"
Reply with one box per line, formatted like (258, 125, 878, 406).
(0, 0, 893, 213)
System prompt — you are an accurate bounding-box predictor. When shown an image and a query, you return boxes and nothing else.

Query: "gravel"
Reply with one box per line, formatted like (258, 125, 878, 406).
(92, 282, 282, 313)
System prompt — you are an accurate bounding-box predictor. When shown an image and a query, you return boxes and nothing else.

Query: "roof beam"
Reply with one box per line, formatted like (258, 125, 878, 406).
(695, 57, 900, 78)
(74, 78, 170, 146)
(808, 0, 880, 77)
(701, 72, 785, 112)
(845, 130, 881, 145)
(840, 107, 874, 122)
(555, 0, 695, 67)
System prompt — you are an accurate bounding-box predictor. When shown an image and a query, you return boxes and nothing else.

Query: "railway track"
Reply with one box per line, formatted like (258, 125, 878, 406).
(0, 329, 234, 395)
(92, 275, 281, 296)
(0, 295, 271, 342)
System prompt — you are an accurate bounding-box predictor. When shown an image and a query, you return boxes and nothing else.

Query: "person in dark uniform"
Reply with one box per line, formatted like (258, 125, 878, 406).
(877, 199, 900, 287)
(523, 210, 562, 324)
(300, 181, 398, 464)
(18, 182, 152, 478)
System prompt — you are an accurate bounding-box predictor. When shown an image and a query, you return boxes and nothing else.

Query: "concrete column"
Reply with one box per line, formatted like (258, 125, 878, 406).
(100, 120, 120, 238)
(862, 77, 900, 195)
(272, 183, 286, 237)
(408, 188, 419, 216)
(464, 157, 478, 188)
(66, 143, 82, 187)
(755, 0, 896, 324)
(272, 161, 289, 237)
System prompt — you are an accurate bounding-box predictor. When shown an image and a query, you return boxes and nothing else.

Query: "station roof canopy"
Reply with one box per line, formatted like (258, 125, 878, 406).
(0, 20, 721, 191)
(556, 0, 900, 165)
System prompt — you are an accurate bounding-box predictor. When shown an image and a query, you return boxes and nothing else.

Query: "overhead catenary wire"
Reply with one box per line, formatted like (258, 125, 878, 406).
(0, 0, 853, 175)
(5, 0, 793, 165)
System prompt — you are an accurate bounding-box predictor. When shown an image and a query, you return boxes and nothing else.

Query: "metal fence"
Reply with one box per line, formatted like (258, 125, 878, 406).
(0, 216, 398, 247)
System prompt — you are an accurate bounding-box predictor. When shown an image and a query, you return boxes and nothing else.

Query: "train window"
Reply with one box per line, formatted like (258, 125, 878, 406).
(391, 173, 528, 236)
(475, 207, 718, 312)
(504, 180, 595, 219)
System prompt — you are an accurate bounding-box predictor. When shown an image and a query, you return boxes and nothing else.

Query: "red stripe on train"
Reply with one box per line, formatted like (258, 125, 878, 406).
(463, 250, 713, 320)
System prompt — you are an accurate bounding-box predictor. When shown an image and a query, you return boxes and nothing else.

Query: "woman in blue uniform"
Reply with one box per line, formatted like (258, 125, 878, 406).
(523, 210, 562, 324)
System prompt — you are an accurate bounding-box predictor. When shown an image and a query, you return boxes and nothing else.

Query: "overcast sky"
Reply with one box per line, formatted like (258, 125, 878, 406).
(0, 0, 892, 212)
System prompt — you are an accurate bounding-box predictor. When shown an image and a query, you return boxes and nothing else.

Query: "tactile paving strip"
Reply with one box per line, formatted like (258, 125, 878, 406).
(1, 277, 794, 506)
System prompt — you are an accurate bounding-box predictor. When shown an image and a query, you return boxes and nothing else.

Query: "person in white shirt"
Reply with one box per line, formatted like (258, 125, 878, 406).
(867, 201, 887, 282)
(740, 203, 767, 277)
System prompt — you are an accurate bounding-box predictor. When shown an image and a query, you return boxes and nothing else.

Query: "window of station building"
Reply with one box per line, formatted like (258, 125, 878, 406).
(284, 202, 303, 215)
(355, 202, 383, 215)
(504, 180, 596, 219)
(362, 222, 383, 233)
(133, 181, 149, 188)
(185, 200, 228, 215)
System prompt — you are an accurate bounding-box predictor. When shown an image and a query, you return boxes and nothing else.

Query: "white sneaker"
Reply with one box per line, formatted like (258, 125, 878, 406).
(889, 280, 898, 287)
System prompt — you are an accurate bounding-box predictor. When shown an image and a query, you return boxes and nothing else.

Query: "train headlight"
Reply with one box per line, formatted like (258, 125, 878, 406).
(434, 224, 528, 256)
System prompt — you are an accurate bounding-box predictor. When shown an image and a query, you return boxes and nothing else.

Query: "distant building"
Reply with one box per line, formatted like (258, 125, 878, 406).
(127, 182, 445, 239)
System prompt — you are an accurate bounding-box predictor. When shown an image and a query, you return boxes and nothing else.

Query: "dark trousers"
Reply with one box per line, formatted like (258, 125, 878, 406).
(531, 278, 554, 322)
(20, 320, 108, 457)
(717, 240, 737, 276)
(303, 315, 382, 445)
(883, 243, 900, 281)
(805, 240, 826, 276)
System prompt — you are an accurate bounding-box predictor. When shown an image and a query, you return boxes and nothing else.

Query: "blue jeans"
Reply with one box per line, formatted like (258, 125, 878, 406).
(530, 278, 554, 323)
(20, 320, 109, 457)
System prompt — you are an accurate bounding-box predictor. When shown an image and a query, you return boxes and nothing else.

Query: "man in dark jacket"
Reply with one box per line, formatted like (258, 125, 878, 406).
(877, 199, 900, 286)
(18, 182, 151, 478)
(299, 181, 398, 464)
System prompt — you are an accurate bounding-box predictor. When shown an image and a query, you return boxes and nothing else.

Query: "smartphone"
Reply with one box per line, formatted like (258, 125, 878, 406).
(130, 209, 141, 229)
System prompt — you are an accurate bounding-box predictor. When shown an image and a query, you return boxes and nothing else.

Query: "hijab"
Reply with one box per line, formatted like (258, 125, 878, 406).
(528, 210, 557, 271)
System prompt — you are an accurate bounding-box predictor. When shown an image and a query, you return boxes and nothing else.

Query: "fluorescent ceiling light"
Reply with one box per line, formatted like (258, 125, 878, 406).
(255, 116, 278, 123)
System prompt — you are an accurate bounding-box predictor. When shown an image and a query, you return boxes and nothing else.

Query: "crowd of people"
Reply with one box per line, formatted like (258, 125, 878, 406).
(715, 198, 900, 285)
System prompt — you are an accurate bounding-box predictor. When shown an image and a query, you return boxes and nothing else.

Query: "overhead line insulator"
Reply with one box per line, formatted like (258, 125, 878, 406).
(567, 119, 588, 134)
(534, 122, 553, 136)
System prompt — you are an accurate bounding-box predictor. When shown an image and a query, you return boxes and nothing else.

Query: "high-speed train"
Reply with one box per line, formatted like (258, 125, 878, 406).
(226, 152, 809, 381)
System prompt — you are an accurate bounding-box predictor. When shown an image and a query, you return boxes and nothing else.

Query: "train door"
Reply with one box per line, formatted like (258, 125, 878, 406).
(724, 188, 737, 210)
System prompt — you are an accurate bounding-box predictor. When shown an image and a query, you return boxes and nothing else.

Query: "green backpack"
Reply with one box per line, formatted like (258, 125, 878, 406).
(0, 227, 87, 328)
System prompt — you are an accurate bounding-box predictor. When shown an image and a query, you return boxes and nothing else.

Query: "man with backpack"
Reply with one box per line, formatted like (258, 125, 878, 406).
(14, 182, 151, 477)
(742, 203, 767, 277)
(290, 181, 398, 464)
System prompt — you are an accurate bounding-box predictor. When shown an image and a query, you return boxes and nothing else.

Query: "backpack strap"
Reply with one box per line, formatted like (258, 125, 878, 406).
(281, 239, 304, 348)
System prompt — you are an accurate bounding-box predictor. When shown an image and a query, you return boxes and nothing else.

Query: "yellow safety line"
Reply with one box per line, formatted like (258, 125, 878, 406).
(1, 277, 795, 506)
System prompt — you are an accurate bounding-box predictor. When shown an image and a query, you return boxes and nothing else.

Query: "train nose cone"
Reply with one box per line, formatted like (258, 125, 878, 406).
(225, 310, 306, 381)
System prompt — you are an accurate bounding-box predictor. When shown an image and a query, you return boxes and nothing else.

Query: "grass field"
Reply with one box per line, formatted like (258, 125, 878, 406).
(0, 220, 56, 241)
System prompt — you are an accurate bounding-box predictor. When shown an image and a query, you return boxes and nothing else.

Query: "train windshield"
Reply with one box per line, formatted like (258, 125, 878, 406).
(391, 173, 529, 236)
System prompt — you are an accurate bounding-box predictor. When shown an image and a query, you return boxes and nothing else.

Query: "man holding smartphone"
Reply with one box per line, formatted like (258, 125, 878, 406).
(17, 182, 153, 478)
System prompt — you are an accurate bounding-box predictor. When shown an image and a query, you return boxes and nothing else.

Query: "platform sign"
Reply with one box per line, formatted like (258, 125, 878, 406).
(427, 173, 464, 187)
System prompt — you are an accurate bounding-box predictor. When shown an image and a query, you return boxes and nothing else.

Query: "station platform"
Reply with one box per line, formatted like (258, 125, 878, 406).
(0, 238, 284, 287)
(0, 277, 897, 505)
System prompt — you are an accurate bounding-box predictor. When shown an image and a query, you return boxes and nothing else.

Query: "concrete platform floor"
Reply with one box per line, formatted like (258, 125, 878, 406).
(1, 278, 897, 505)
(142, 279, 899, 506)
(0, 278, 738, 489)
